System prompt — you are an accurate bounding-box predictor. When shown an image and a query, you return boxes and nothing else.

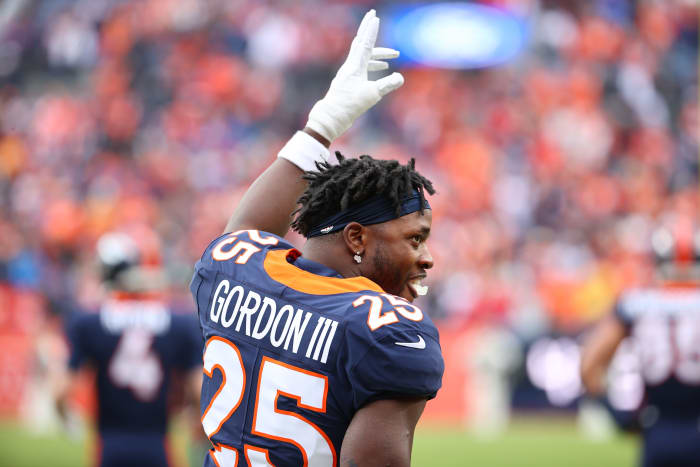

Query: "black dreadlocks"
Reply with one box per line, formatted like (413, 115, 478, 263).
(290, 151, 435, 237)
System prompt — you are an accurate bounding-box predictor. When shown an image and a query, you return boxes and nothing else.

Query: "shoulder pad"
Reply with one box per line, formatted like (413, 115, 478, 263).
(338, 292, 444, 410)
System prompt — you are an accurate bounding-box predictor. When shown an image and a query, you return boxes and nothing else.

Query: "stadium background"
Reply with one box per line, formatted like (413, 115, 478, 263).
(0, 0, 696, 465)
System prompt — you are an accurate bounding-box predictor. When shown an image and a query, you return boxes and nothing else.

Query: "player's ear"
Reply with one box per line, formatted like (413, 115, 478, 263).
(342, 222, 367, 257)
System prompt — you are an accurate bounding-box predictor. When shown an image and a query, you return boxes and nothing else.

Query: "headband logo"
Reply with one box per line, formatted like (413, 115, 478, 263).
(320, 225, 334, 234)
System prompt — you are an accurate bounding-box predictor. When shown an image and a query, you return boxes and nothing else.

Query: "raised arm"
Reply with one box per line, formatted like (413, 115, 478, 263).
(224, 9, 404, 236)
(222, 145, 315, 236)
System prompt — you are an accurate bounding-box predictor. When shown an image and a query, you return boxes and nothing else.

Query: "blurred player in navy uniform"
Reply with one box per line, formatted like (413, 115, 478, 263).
(56, 229, 203, 467)
(190, 10, 443, 467)
(581, 216, 700, 467)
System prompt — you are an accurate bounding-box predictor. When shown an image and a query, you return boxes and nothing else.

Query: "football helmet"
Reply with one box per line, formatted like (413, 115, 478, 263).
(96, 228, 165, 292)
(650, 216, 700, 281)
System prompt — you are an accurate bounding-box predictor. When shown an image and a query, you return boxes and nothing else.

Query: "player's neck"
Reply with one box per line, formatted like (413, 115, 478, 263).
(301, 240, 359, 279)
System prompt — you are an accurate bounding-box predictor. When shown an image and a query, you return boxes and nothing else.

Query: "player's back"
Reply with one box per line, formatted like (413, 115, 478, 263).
(66, 297, 202, 434)
(191, 229, 444, 466)
(617, 286, 700, 466)
(618, 286, 700, 413)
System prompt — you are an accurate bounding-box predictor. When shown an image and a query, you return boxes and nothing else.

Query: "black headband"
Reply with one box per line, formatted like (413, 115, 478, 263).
(306, 190, 431, 238)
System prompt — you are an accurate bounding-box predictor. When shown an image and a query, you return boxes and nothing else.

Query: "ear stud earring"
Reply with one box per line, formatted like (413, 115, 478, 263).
(353, 252, 362, 264)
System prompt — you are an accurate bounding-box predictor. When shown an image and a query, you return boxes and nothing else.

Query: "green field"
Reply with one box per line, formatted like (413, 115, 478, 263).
(0, 416, 637, 466)
(412, 417, 638, 467)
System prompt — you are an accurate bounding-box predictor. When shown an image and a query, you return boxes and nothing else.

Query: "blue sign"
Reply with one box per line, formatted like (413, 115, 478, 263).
(383, 3, 530, 69)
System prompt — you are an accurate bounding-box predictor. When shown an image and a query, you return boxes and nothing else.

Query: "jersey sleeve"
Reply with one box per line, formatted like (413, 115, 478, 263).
(191, 230, 294, 281)
(190, 229, 295, 315)
(195, 230, 294, 267)
(339, 297, 444, 411)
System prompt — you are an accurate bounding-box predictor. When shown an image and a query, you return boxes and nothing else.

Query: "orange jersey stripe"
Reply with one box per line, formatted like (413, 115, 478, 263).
(263, 249, 383, 295)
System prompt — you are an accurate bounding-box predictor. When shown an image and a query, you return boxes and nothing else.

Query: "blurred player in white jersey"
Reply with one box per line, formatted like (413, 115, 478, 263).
(581, 215, 700, 467)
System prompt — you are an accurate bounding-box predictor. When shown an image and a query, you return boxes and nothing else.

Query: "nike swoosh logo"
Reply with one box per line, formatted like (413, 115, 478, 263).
(395, 335, 426, 349)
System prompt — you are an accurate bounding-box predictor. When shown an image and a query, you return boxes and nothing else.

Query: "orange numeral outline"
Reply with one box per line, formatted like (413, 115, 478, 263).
(233, 230, 280, 246)
(212, 235, 261, 264)
(251, 356, 337, 467)
(201, 336, 246, 438)
(209, 443, 238, 467)
(381, 293, 424, 322)
(355, 294, 398, 331)
(244, 444, 276, 466)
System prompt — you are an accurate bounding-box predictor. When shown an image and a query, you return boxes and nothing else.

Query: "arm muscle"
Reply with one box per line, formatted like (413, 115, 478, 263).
(580, 315, 627, 395)
(224, 129, 329, 236)
(224, 159, 306, 236)
(340, 397, 426, 467)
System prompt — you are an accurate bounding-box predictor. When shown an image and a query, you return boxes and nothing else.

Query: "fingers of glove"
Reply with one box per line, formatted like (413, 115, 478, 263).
(375, 72, 405, 97)
(367, 60, 389, 72)
(357, 16, 380, 72)
(344, 10, 376, 73)
(356, 9, 375, 42)
(371, 47, 399, 60)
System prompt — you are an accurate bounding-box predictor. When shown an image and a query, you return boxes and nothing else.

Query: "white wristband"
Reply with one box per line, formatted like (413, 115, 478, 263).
(277, 131, 331, 172)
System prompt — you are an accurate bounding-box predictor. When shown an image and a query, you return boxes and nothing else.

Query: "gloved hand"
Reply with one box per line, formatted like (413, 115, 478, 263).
(306, 9, 404, 143)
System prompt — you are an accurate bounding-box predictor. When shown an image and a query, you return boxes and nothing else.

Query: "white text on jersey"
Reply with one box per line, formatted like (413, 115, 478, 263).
(100, 300, 171, 334)
(209, 279, 338, 364)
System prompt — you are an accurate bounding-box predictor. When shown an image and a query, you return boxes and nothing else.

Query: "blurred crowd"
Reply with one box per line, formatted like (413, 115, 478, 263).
(0, 0, 697, 342)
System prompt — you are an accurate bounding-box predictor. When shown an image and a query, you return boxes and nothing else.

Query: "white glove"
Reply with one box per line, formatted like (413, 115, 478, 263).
(306, 9, 404, 142)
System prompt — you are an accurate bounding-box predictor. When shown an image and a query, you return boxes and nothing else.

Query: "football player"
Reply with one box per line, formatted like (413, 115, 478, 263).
(190, 9, 444, 467)
(581, 216, 700, 467)
(56, 230, 203, 467)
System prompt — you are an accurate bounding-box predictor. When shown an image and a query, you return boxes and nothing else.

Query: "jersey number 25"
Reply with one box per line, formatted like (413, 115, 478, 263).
(202, 336, 336, 466)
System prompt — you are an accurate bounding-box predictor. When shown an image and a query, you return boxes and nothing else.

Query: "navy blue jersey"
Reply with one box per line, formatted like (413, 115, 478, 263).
(190, 229, 444, 467)
(66, 298, 202, 435)
(614, 287, 700, 466)
(615, 287, 700, 418)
